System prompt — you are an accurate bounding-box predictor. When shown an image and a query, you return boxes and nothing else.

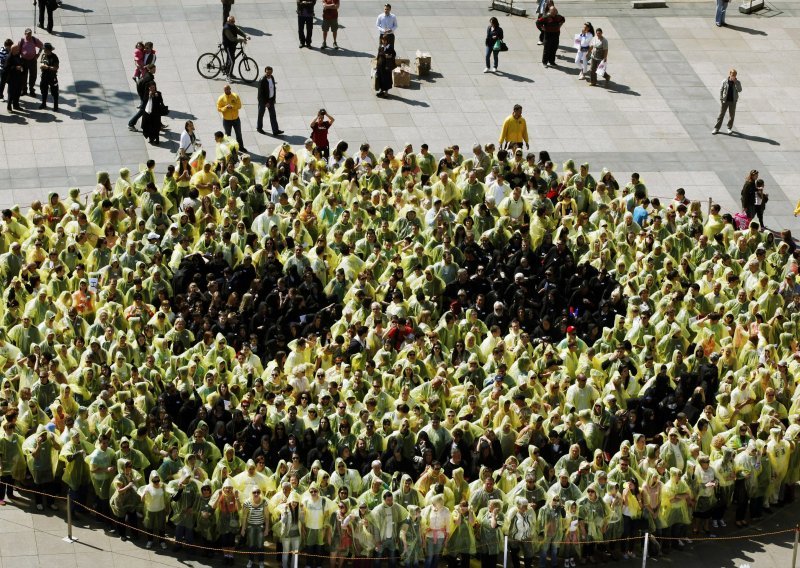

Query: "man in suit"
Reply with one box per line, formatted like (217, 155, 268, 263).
(256, 66, 283, 135)
(346, 325, 368, 359)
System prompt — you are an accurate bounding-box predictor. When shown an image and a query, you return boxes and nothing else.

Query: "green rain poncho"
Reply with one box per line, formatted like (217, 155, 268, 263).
(58, 429, 93, 491)
(0, 424, 27, 481)
(85, 441, 117, 499)
(659, 468, 692, 527)
(22, 426, 60, 484)
(110, 458, 144, 517)
(167, 469, 202, 527)
(577, 484, 609, 541)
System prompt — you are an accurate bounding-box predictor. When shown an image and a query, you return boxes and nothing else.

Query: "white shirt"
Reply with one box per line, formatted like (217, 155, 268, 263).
(376, 13, 398, 34)
(179, 131, 196, 155)
(490, 182, 510, 206)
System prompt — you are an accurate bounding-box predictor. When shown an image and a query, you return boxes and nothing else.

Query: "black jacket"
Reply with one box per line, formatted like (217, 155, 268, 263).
(258, 74, 276, 104)
(485, 25, 503, 47)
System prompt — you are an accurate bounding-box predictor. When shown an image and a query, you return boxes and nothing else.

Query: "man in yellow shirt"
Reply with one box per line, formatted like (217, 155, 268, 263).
(216, 84, 247, 152)
(498, 104, 529, 150)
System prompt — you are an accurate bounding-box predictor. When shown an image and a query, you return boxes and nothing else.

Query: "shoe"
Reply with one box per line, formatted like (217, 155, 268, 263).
(306, 42, 312, 48)
(333, 42, 339, 49)
(299, 43, 305, 48)
(684, 538, 693, 544)
(578, 72, 584, 79)
(719, 519, 727, 527)
(321, 42, 328, 49)
(537, 40, 543, 45)
(712, 128, 719, 134)
(274, 129, 284, 135)
(146, 541, 153, 549)
(36, 504, 44, 511)
(246, 561, 253, 568)
(491, 66, 497, 72)
(542, 62, 547, 67)
(545, 62, 551, 68)
(240, 147, 248, 153)
(30, 90, 36, 97)
(711, 520, 718, 528)
(160, 541, 167, 550)
(53, 106, 58, 112)
(483, 68, 489, 73)
(49, 503, 58, 511)
(39, 104, 46, 109)
(13, 105, 21, 110)
(257, 128, 266, 134)
(128, 125, 137, 131)
(727, 128, 733, 134)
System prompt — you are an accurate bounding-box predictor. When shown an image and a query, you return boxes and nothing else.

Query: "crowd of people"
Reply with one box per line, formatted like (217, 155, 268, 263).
(0, 128, 796, 568)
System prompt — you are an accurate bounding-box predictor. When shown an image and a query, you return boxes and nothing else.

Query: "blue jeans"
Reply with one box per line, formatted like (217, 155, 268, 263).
(128, 100, 146, 128)
(374, 539, 397, 568)
(424, 536, 445, 568)
(539, 542, 558, 568)
(715, 0, 728, 25)
(485, 46, 498, 69)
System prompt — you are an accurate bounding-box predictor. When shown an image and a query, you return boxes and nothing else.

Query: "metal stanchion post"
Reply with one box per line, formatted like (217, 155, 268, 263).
(503, 536, 508, 568)
(641, 532, 648, 568)
(62, 492, 77, 543)
(707, 197, 712, 217)
(792, 524, 798, 568)
(294, 547, 299, 568)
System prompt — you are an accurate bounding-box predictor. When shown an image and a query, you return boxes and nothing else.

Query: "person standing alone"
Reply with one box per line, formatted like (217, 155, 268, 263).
(484, 17, 503, 73)
(38, 42, 58, 111)
(321, 0, 340, 50)
(297, 0, 316, 48)
(715, 0, 729, 27)
(217, 84, 246, 152)
(257, 66, 283, 136)
(713, 68, 741, 135)
(536, 6, 564, 68)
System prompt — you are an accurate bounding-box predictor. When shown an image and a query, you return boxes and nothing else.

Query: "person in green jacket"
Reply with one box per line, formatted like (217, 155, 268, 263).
(59, 428, 92, 517)
(86, 434, 116, 520)
(23, 425, 61, 510)
(169, 468, 202, 551)
(0, 417, 26, 504)
(110, 458, 143, 540)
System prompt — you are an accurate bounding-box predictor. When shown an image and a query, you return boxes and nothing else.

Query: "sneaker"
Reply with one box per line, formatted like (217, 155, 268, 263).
(333, 42, 339, 49)
(712, 128, 719, 134)
(246, 561, 253, 568)
(321, 42, 328, 49)
(146, 541, 153, 549)
(578, 72, 584, 79)
(711, 520, 718, 528)
(160, 541, 167, 550)
(719, 519, 727, 527)
(727, 128, 733, 134)
(537, 40, 543, 45)
(36, 504, 44, 511)
(483, 68, 489, 73)
(491, 66, 497, 72)
(274, 129, 284, 135)
(128, 125, 137, 132)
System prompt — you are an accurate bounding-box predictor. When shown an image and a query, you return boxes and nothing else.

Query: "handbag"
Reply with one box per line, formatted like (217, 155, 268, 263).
(144, 98, 153, 114)
(493, 39, 508, 52)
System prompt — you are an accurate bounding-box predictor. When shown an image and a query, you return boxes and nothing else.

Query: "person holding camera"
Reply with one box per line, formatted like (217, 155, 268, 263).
(310, 109, 334, 159)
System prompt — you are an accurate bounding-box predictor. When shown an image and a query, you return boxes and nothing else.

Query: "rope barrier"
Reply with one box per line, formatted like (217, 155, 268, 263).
(1, 480, 796, 557)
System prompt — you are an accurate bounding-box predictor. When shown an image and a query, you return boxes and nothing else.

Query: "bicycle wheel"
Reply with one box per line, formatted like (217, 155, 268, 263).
(197, 52, 224, 79)
(238, 56, 259, 83)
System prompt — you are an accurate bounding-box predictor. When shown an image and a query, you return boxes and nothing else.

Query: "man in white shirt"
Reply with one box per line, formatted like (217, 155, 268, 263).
(376, 3, 397, 48)
(489, 172, 511, 207)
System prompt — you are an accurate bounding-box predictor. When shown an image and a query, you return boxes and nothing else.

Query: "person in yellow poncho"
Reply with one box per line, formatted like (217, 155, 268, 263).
(0, 417, 26, 503)
(659, 468, 693, 551)
(139, 469, 171, 550)
(22, 424, 61, 510)
(59, 427, 93, 517)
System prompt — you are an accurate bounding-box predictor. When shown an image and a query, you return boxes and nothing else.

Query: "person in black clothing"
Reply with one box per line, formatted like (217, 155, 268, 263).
(222, 16, 249, 77)
(536, 6, 565, 67)
(484, 17, 503, 73)
(127, 64, 155, 130)
(3, 44, 23, 111)
(141, 82, 168, 145)
(38, 0, 56, 33)
(297, 0, 316, 48)
(374, 34, 395, 98)
(740, 168, 757, 220)
(256, 66, 282, 135)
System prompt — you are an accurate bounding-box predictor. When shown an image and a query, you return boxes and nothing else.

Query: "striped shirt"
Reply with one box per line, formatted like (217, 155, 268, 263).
(245, 501, 266, 526)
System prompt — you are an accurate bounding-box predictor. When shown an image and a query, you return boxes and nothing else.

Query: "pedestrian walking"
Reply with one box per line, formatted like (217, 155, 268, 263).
(179, 120, 200, 158)
(715, 0, 729, 27)
(575, 22, 594, 80)
(376, 3, 397, 49)
(141, 82, 167, 145)
(0, 39, 12, 101)
(128, 64, 155, 130)
(712, 68, 741, 135)
(217, 84, 246, 152)
(484, 17, 504, 73)
(740, 169, 758, 221)
(321, 0, 340, 50)
(310, 109, 334, 159)
(498, 104, 529, 150)
(3, 45, 24, 111)
(374, 34, 395, 98)
(536, 6, 565, 68)
(38, 42, 58, 111)
(587, 27, 610, 87)
(18, 28, 43, 97)
(257, 66, 283, 136)
(38, 0, 57, 33)
(297, 0, 316, 48)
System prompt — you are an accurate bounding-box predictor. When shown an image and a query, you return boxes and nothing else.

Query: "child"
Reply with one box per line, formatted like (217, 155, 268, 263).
(133, 42, 145, 81)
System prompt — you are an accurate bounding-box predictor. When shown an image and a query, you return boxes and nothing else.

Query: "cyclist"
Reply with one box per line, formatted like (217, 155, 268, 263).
(222, 16, 250, 77)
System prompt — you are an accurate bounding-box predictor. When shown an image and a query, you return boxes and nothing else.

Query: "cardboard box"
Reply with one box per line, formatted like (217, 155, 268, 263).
(392, 66, 411, 88)
(415, 51, 431, 76)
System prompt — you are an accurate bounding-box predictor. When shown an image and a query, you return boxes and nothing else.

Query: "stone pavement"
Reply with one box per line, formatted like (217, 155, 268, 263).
(0, 0, 799, 231)
(0, 491, 796, 568)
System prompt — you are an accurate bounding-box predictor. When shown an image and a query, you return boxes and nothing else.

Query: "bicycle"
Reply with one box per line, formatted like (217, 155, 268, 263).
(196, 42, 258, 83)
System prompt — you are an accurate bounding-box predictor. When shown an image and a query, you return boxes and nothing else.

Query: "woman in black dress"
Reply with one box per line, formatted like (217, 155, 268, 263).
(375, 34, 395, 98)
(141, 82, 167, 145)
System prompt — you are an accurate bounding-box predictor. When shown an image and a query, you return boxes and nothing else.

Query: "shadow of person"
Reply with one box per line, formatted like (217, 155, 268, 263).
(722, 24, 767, 36)
(326, 47, 374, 59)
(494, 70, 534, 83)
(59, 4, 93, 12)
(383, 93, 429, 107)
(728, 131, 780, 146)
(51, 31, 86, 39)
(605, 81, 641, 96)
(239, 26, 270, 37)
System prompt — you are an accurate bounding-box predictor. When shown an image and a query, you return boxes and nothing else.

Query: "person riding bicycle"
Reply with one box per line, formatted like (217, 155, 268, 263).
(222, 16, 250, 77)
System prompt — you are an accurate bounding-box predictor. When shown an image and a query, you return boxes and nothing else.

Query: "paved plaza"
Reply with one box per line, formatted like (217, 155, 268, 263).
(0, 0, 799, 230)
